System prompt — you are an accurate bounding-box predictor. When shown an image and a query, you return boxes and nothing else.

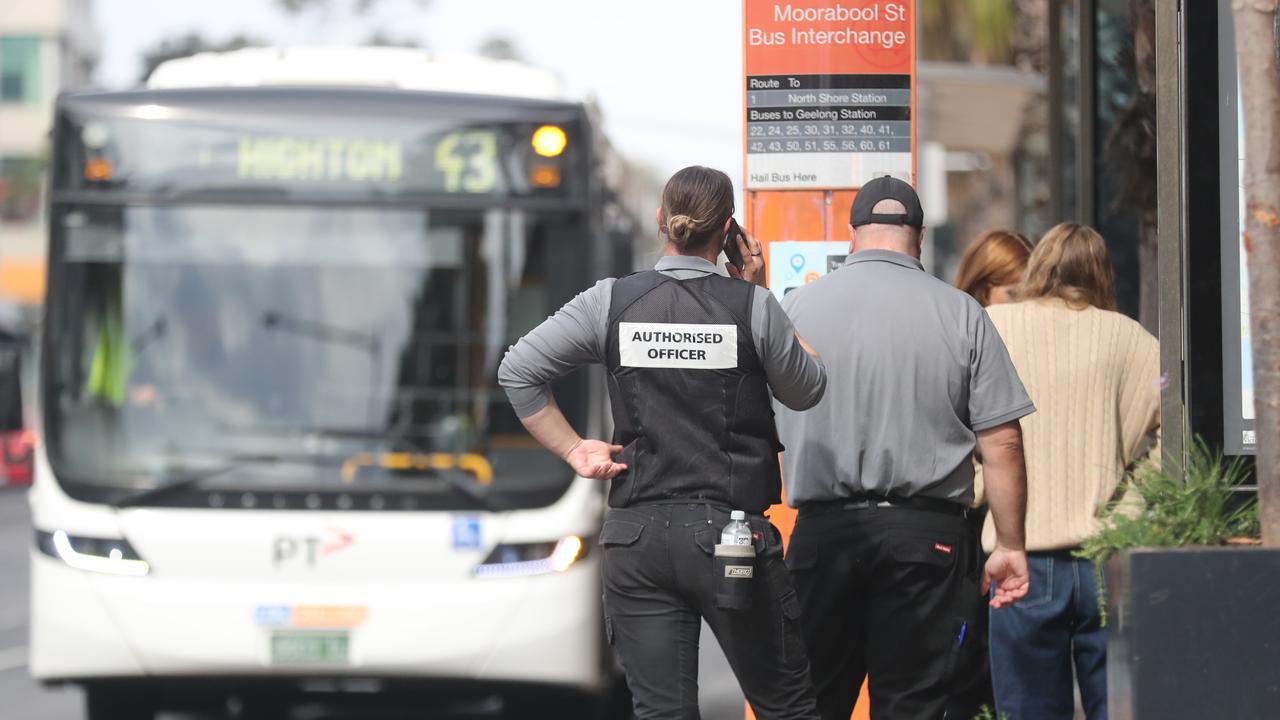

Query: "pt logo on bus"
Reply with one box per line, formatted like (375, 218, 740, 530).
(273, 527, 355, 568)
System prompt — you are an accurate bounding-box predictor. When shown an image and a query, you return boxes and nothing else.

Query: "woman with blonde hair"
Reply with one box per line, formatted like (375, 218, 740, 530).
(954, 229, 1034, 307)
(980, 223, 1160, 720)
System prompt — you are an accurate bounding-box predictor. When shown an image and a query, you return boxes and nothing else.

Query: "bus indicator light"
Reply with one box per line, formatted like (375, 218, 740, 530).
(531, 125, 567, 157)
(530, 164, 562, 188)
(549, 536, 584, 572)
(474, 536, 589, 578)
(41, 530, 150, 577)
(84, 157, 113, 182)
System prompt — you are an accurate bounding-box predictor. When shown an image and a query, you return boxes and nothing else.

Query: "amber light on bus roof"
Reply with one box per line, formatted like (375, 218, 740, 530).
(84, 157, 113, 182)
(531, 125, 567, 157)
(530, 164, 561, 188)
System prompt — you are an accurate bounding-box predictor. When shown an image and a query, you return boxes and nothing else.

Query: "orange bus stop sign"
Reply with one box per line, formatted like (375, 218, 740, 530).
(747, 0, 916, 190)
(741, 2, 915, 718)
(742, 0, 917, 300)
(744, 0, 915, 189)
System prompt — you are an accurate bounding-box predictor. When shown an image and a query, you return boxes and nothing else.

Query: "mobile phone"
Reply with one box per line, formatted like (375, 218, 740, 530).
(723, 218, 746, 271)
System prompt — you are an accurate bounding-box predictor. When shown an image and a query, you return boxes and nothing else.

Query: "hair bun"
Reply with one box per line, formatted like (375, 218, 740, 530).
(666, 214, 697, 245)
(659, 166, 734, 252)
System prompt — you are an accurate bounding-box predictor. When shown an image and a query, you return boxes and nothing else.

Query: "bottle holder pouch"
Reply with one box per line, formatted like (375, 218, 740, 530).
(713, 543, 757, 610)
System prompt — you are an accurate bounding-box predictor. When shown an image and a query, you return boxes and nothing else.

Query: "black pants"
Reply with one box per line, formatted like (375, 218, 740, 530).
(787, 503, 983, 720)
(600, 503, 820, 720)
(947, 509, 995, 719)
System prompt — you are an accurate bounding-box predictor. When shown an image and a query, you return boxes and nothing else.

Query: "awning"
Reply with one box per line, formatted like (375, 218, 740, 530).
(918, 62, 1047, 155)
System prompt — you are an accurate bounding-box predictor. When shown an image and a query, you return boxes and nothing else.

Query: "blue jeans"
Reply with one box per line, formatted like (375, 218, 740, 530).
(989, 551, 1107, 720)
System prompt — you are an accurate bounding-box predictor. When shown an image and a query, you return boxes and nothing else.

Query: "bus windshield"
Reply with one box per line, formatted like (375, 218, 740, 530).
(46, 203, 589, 508)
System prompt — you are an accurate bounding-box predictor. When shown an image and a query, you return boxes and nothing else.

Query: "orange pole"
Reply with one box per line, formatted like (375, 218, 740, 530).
(741, 2, 916, 718)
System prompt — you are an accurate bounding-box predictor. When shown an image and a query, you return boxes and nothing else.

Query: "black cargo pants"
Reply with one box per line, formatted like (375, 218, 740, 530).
(600, 502, 821, 720)
(787, 502, 984, 720)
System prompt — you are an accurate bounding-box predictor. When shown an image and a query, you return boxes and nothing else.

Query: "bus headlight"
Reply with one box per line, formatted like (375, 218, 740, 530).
(35, 530, 151, 577)
(473, 536, 587, 578)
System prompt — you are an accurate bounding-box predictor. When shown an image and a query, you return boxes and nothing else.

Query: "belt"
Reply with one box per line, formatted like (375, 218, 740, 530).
(798, 493, 968, 518)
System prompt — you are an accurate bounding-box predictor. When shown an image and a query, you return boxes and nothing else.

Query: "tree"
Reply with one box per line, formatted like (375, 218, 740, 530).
(919, 0, 1016, 65)
(139, 33, 263, 82)
(275, 0, 428, 14)
(274, 0, 429, 49)
(477, 36, 522, 62)
(362, 31, 422, 48)
(1232, 0, 1280, 544)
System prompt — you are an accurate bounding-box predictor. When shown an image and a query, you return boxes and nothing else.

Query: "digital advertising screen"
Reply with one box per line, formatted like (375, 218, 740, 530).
(1219, 6, 1256, 454)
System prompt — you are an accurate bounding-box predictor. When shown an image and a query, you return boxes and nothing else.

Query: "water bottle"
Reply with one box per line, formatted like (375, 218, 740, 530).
(715, 510, 755, 610)
(721, 510, 752, 546)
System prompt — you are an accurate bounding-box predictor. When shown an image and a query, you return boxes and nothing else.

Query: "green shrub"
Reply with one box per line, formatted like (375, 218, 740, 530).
(1075, 438, 1259, 623)
(973, 705, 1008, 720)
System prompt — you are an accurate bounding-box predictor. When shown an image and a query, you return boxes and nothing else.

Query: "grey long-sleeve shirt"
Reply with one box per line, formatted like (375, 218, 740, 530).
(498, 255, 827, 418)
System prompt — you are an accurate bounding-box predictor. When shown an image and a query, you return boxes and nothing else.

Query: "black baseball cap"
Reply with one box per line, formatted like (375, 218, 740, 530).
(849, 175, 924, 229)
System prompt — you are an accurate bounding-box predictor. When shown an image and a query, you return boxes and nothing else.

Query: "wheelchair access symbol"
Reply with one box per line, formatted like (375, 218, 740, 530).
(452, 516, 483, 551)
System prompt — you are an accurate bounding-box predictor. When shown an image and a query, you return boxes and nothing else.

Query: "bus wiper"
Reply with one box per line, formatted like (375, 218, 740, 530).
(303, 427, 500, 513)
(418, 465, 502, 513)
(111, 452, 288, 509)
(260, 311, 383, 430)
(233, 425, 501, 512)
(131, 316, 167, 355)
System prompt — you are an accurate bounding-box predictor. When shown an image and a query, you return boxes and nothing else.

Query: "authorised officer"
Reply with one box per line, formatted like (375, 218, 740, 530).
(498, 165, 826, 720)
(774, 176, 1034, 720)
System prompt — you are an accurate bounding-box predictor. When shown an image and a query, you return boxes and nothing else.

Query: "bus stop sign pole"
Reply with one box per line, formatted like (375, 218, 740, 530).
(742, 2, 916, 718)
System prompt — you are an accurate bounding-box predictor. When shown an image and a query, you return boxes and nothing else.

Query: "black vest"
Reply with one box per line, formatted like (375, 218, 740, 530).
(604, 270, 783, 513)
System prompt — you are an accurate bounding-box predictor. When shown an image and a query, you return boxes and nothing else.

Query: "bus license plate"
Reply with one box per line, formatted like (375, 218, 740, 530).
(270, 632, 349, 665)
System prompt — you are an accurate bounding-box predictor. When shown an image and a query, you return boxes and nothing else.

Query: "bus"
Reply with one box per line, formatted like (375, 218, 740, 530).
(29, 47, 650, 719)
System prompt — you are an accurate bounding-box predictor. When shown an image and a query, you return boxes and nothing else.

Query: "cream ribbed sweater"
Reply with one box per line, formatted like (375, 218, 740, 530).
(977, 298, 1161, 552)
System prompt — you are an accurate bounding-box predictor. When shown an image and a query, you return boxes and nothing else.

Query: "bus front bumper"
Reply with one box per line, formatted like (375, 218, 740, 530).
(28, 550, 606, 690)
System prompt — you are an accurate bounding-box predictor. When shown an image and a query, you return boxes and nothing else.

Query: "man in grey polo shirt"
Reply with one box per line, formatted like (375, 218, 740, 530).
(775, 176, 1033, 720)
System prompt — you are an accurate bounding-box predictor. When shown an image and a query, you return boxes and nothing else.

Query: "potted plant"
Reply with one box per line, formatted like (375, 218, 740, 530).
(1075, 440, 1279, 718)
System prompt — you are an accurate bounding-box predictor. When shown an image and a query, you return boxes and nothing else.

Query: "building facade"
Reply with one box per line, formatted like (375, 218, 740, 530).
(918, 0, 1154, 329)
(0, 0, 97, 313)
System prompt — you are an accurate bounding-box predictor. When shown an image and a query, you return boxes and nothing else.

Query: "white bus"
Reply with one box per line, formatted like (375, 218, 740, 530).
(29, 47, 648, 719)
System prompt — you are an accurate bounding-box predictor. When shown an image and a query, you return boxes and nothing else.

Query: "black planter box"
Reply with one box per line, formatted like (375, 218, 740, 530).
(1107, 547, 1280, 719)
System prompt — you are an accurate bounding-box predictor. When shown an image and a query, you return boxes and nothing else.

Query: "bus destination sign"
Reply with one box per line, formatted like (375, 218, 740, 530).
(234, 131, 502, 194)
(235, 137, 406, 184)
(63, 110, 573, 199)
(744, 1, 916, 189)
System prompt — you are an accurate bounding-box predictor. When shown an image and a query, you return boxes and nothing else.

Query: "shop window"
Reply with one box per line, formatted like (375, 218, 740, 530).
(917, 1, 1052, 278)
(1094, 0, 1144, 319)
(0, 37, 41, 105)
(0, 157, 43, 223)
(1053, 0, 1082, 223)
